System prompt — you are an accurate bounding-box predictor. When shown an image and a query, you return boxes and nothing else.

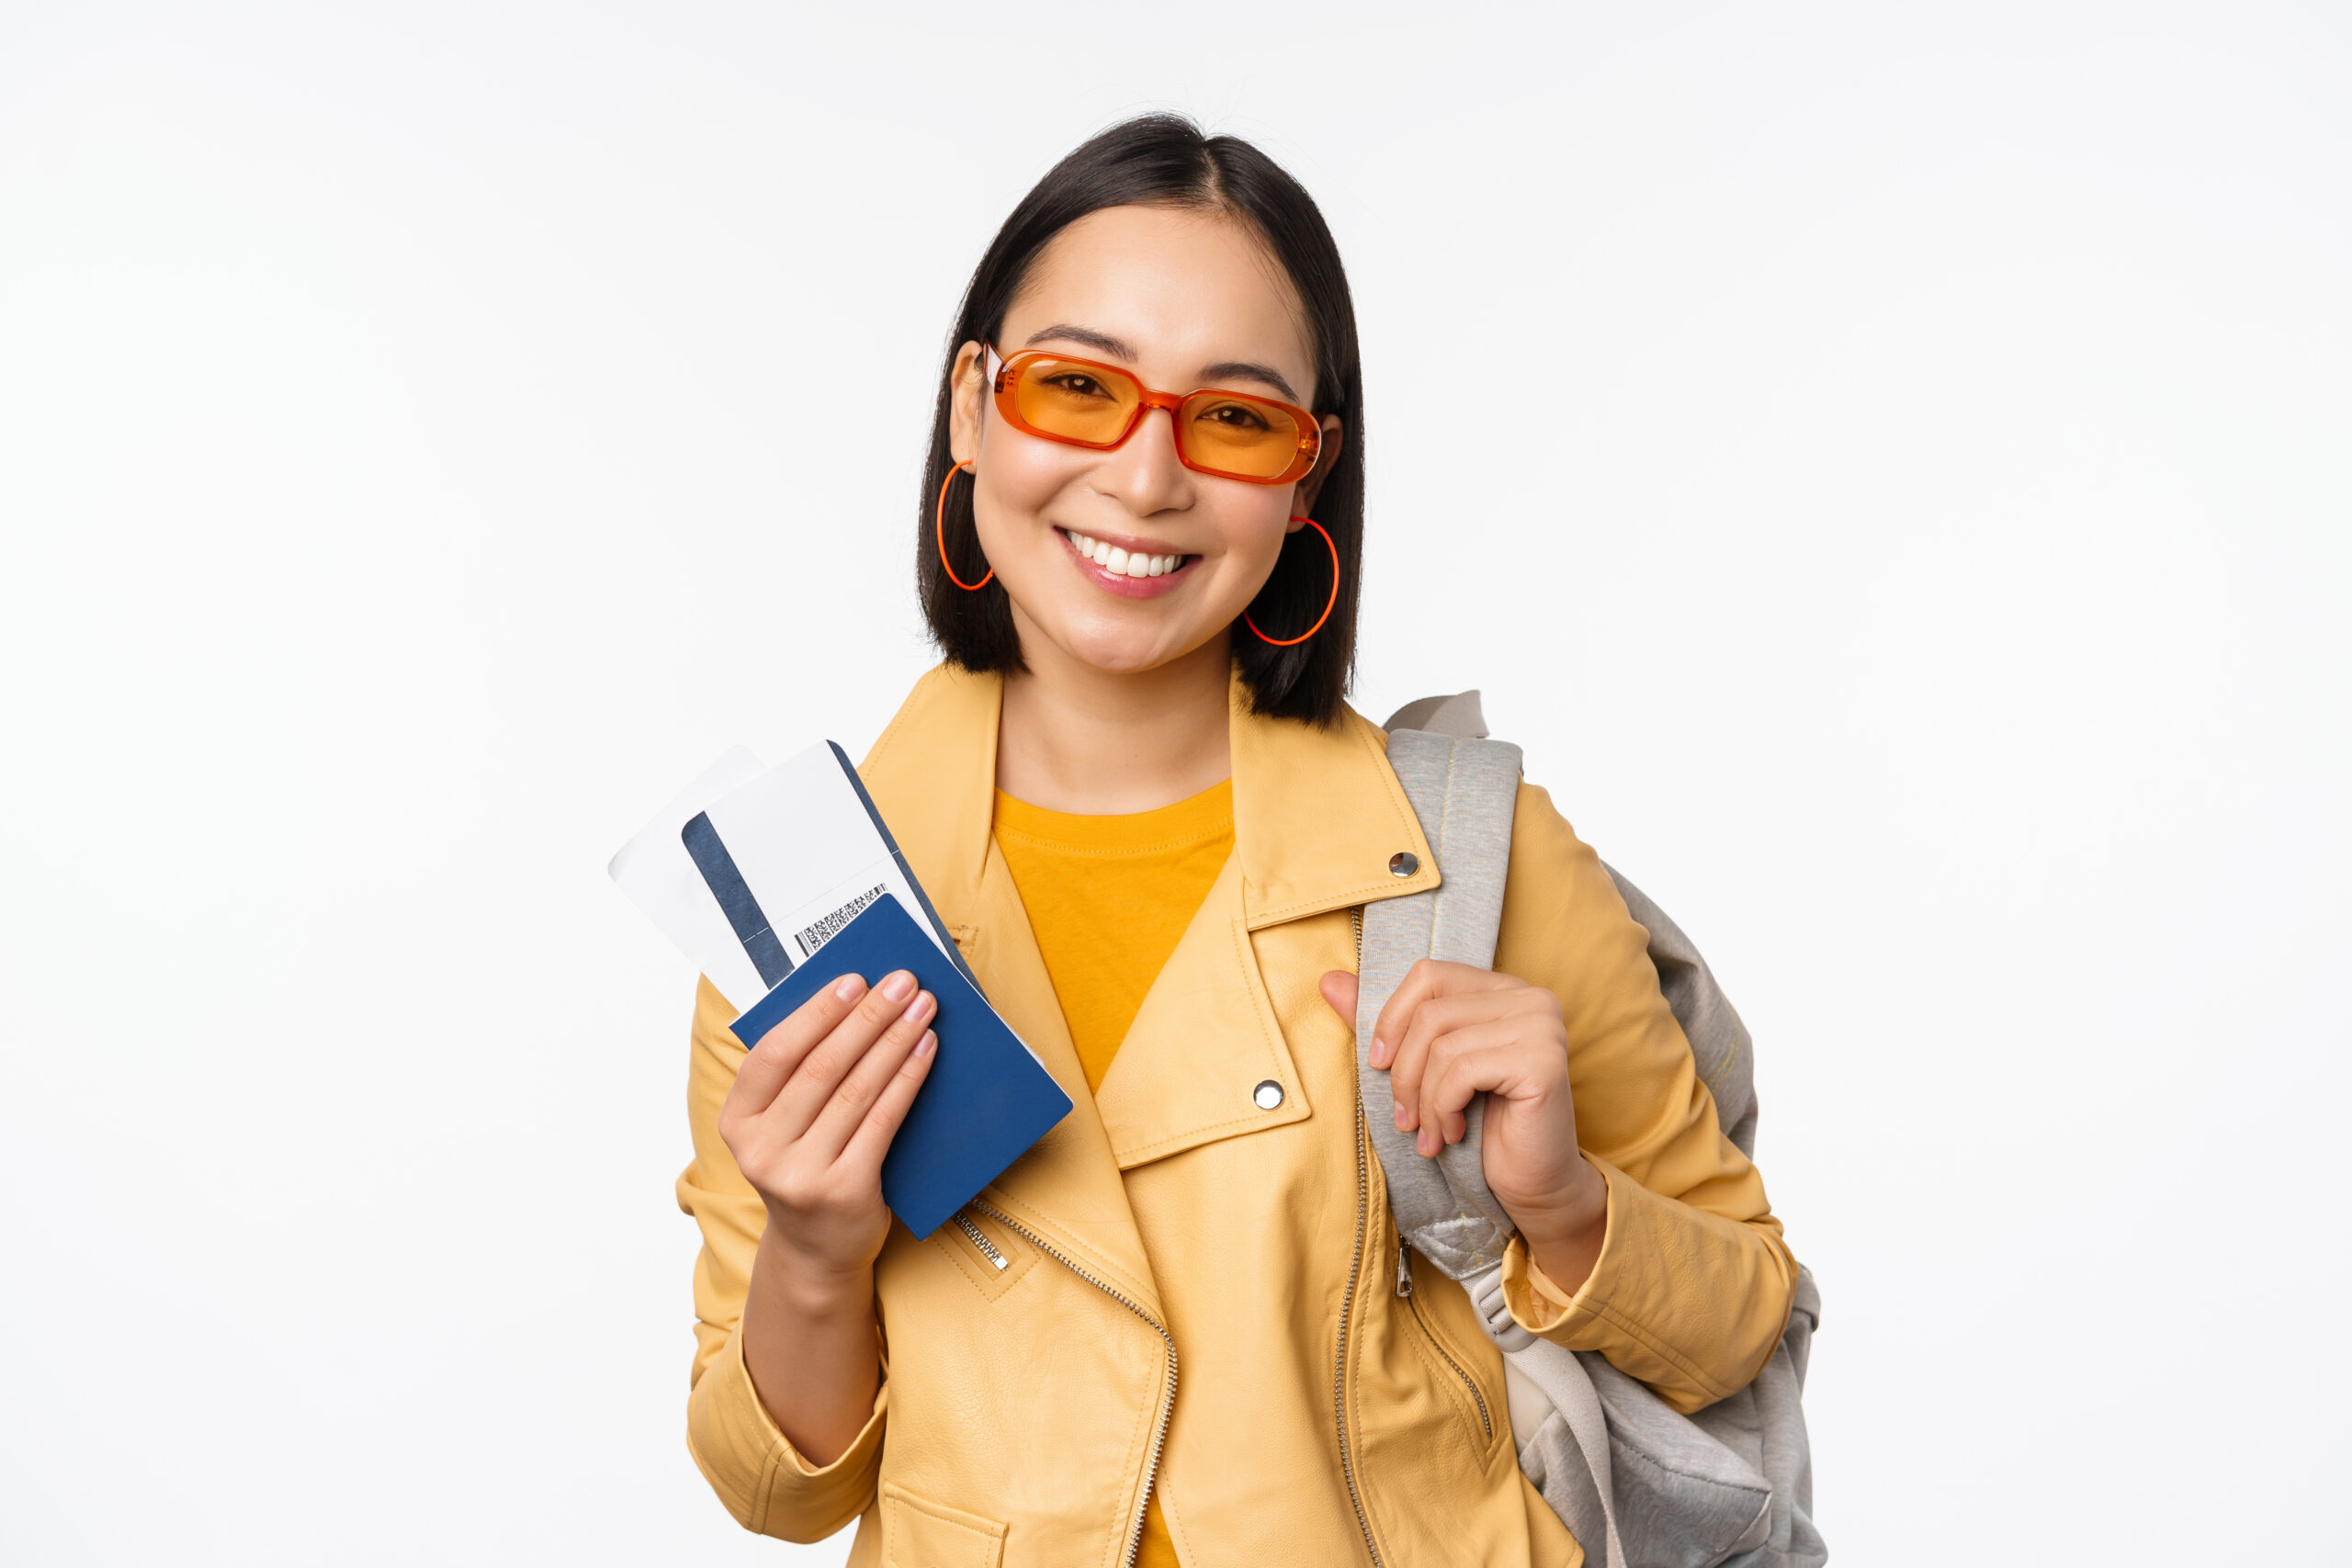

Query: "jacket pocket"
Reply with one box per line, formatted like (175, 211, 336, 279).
(1405, 1286, 1498, 1453)
(1398, 1242, 1499, 1456)
(879, 1481, 1006, 1568)
(933, 1202, 1032, 1302)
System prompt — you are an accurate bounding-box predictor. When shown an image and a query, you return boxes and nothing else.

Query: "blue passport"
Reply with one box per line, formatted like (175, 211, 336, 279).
(728, 892, 1073, 1239)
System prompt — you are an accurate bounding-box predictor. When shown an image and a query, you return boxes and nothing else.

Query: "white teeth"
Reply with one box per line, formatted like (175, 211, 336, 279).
(1065, 531, 1184, 579)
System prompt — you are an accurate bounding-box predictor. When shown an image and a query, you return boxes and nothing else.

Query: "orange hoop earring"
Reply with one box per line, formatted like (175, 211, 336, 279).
(1244, 517, 1340, 647)
(935, 460, 991, 591)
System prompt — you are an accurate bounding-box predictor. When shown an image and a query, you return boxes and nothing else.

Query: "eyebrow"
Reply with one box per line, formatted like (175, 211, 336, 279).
(1023, 323, 1136, 360)
(1021, 323, 1306, 406)
(1199, 359, 1305, 406)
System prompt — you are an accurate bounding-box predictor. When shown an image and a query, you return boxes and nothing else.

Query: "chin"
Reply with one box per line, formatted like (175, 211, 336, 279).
(1052, 617, 1199, 677)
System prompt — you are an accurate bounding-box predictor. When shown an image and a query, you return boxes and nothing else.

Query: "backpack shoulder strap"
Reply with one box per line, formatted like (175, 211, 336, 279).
(1355, 702, 1523, 1277)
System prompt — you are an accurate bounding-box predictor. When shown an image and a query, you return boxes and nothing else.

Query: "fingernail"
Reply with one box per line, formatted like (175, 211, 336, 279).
(908, 991, 936, 1025)
(1371, 1036, 1389, 1066)
(834, 976, 865, 1002)
(914, 1029, 936, 1058)
(1393, 1103, 1410, 1130)
(881, 971, 915, 1002)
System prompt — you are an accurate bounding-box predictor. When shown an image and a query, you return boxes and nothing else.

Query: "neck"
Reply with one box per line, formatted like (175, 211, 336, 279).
(995, 629, 1234, 815)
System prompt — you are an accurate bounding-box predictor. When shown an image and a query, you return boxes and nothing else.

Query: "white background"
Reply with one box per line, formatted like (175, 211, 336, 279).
(3, 3, 2346, 1562)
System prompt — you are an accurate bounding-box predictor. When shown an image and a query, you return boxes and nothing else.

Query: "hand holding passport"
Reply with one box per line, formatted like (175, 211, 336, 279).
(610, 742, 1072, 1238)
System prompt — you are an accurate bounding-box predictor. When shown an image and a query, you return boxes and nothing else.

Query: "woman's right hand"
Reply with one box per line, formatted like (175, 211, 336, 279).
(718, 969, 940, 1284)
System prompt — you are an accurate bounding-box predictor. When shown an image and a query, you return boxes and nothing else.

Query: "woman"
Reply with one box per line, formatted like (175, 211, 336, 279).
(676, 116, 1797, 1567)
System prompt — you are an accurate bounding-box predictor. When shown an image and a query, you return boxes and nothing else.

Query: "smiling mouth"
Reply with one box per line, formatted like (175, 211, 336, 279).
(1057, 527, 1194, 580)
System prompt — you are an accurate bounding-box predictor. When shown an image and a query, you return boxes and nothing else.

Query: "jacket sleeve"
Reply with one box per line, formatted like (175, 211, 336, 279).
(677, 976, 886, 1540)
(1488, 784, 1798, 1415)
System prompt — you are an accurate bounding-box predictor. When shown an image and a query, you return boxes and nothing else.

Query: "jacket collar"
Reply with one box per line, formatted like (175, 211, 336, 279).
(859, 661, 1439, 943)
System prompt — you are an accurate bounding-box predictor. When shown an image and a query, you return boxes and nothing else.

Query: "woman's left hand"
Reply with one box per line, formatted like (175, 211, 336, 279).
(1320, 961, 1611, 1292)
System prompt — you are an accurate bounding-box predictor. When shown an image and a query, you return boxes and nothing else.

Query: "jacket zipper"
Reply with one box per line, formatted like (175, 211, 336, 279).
(969, 1199, 1175, 1568)
(1335, 1099, 1385, 1567)
(953, 1212, 1009, 1270)
(1335, 905, 1385, 1567)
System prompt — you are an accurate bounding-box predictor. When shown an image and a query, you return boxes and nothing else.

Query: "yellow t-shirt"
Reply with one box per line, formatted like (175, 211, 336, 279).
(992, 777, 1234, 1568)
(992, 779, 1236, 1093)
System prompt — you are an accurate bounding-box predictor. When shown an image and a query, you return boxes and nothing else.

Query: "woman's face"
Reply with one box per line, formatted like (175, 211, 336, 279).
(947, 204, 1341, 679)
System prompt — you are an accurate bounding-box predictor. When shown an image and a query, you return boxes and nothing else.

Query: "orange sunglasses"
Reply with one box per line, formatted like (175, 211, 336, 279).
(984, 344, 1322, 485)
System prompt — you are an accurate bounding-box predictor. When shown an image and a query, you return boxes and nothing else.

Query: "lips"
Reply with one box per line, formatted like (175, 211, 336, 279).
(1060, 528, 1191, 579)
(1057, 527, 1198, 599)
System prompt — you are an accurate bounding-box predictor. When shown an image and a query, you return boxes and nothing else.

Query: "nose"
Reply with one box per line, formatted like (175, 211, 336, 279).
(1093, 400, 1194, 518)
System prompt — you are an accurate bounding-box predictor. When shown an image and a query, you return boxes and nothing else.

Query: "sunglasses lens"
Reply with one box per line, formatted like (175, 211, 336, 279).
(1179, 392, 1312, 480)
(999, 353, 1314, 481)
(1008, 357, 1142, 446)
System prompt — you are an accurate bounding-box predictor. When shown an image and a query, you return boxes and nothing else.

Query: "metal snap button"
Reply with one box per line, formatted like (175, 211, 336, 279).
(1389, 852, 1419, 877)
(1253, 1079, 1285, 1111)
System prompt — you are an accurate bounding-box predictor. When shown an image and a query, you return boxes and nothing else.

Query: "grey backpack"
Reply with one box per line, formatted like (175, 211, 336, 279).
(1360, 693, 1826, 1568)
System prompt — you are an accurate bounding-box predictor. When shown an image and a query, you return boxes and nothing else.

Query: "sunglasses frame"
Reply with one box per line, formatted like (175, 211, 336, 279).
(983, 344, 1323, 486)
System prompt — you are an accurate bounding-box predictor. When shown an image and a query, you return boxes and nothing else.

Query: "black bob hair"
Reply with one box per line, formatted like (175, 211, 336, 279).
(919, 115, 1363, 727)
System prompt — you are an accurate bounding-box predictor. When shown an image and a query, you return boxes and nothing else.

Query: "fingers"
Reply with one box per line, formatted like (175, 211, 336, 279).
(725, 973, 870, 1120)
(799, 985, 939, 1164)
(1385, 977, 1555, 1130)
(1369, 959, 1518, 1070)
(838, 1021, 940, 1179)
(1410, 1024, 1557, 1156)
(1318, 970, 1358, 1025)
(765, 970, 929, 1145)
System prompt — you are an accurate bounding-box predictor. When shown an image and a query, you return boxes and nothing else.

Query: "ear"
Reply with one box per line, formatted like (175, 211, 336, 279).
(1289, 415, 1346, 525)
(947, 341, 989, 466)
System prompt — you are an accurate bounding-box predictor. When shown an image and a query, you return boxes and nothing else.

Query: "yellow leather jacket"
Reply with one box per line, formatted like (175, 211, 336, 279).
(677, 664, 1797, 1567)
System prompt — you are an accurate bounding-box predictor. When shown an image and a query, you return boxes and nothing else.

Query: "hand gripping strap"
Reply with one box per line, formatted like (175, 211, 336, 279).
(1352, 727, 1523, 1278)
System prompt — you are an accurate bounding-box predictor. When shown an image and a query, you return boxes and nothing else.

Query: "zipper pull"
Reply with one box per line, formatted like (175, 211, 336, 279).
(1396, 1236, 1414, 1297)
(956, 1213, 1010, 1271)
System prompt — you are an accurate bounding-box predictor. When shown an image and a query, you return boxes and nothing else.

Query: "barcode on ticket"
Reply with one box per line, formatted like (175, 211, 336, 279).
(794, 885, 888, 959)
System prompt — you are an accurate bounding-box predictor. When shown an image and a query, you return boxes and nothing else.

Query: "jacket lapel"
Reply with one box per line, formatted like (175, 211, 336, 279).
(1091, 849, 1312, 1168)
(857, 665, 1161, 1313)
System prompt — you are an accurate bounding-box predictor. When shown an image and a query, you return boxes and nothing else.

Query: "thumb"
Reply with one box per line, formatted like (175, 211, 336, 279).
(1318, 969, 1359, 1024)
